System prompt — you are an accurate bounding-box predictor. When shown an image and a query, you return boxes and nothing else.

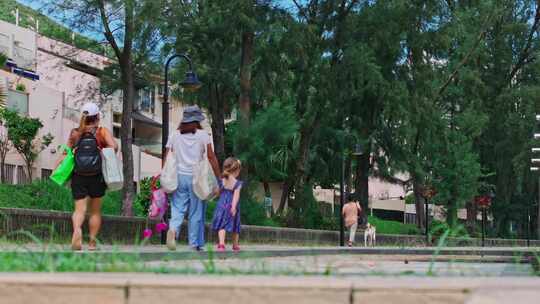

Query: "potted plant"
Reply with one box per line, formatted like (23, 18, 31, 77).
(15, 83, 26, 92)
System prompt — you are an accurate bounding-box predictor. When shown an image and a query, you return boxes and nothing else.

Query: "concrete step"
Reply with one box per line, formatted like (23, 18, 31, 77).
(0, 273, 539, 304)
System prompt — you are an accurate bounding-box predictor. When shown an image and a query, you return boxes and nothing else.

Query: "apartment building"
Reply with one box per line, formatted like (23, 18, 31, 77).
(0, 19, 210, 184)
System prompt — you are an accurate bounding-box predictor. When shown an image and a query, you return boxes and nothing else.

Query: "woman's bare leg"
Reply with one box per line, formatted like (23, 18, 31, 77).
(71, 198, 87, 250)
(88, 198, 102, 250)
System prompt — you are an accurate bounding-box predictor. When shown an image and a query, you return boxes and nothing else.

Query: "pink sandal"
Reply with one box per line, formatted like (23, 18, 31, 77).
(232, 245, 240, 252)
(217, 244, 225, 252)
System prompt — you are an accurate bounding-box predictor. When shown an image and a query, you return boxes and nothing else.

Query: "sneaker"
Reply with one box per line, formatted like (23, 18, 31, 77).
(166, 229, 176, 251)
(193, 246, 204, 252)
(217, 244, 225, 252)
(232, 245, 240, 252)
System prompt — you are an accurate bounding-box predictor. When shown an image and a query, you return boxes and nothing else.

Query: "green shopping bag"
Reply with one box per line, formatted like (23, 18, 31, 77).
(50, 145, 75, 186)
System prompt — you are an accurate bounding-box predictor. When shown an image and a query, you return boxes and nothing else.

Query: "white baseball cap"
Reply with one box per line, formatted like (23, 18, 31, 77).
(81, 102, 100, 116)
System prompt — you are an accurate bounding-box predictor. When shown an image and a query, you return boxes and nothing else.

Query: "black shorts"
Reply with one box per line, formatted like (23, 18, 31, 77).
(71, 173, 107, 200)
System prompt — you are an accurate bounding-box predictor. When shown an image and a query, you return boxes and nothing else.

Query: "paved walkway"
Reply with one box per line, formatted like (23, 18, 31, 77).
(1, 243, 538, 260)
(0, 273, 539, 304)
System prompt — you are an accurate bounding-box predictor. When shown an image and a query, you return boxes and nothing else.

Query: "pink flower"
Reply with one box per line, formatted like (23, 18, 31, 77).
(155, 222, 168, 233)
(143, 229, 153, 239)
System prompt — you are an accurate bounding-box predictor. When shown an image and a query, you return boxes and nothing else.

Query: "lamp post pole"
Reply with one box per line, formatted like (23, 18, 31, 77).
(162, 54, 197, 161)
(425, 198, 429, 245)
(161, 53, 200, 245)
(481, 207, 486, 247)
(527, 203, 531, 247)
(339, 152, 345, 247)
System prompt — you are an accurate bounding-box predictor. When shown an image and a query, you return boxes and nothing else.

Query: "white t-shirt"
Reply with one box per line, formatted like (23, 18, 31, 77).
(166, 129, 212, 175)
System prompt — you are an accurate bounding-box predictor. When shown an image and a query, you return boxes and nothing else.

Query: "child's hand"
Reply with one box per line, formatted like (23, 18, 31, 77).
(230, 207, 237, 217)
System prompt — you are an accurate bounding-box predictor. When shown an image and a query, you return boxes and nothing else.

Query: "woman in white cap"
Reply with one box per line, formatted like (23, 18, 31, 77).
(165, 105, 221, 251)
(57, 102, 117, 251)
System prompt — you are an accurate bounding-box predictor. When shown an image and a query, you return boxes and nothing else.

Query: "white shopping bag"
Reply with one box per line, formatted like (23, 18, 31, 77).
(160, 152, 178, 193)
(101, 148, 124, 191)
(192, 144, 218, 200)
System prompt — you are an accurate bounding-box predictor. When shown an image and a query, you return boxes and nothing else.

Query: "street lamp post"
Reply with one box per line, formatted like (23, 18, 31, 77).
(422, 188, 435, 246)
(160, 53, 201, 244)
(161, 54, 202, 161)
(425, 197, 429, 244)
(339, 143, 363, 247)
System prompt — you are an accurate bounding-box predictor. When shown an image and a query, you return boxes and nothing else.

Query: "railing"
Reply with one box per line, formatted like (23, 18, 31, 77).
(13, 45, 35, 71)
(133, 138, 162, 156)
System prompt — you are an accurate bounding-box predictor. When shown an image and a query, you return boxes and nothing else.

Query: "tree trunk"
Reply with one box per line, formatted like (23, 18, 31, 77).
(0, 153, 6, 183)
(291, 123, 318, 211)
(120, 56, 135, 216)
(25, 160, 33, 183)
(354, 152, 370, 212)
(277, 179, 292, 214)
(466, 200, 477, 235)
(238, 31, 253, 128)
(209, 83, 225, 165)
(238, 31, 254, 179)
(412, 178, 426, 231)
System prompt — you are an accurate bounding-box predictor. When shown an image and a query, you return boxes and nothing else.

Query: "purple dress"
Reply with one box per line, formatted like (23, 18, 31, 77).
(211, 179, 243, 233)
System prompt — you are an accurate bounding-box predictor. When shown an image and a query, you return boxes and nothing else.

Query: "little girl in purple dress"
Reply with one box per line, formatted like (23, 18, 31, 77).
(211, 157, 243, 252)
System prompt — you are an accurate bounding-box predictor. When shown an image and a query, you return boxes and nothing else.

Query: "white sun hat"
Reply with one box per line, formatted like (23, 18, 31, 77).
(81, 102, 100, 116)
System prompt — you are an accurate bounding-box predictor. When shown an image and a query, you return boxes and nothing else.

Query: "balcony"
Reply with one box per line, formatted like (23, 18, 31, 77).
(133, 138, 162, 158)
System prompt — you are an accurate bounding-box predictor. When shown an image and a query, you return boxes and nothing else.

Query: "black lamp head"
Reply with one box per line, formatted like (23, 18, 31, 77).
(352, 143, 364, 156)
(180, 70, 202, 92)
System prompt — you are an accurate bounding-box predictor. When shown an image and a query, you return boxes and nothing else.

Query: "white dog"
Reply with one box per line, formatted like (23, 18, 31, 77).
(364, 223, 376, 247)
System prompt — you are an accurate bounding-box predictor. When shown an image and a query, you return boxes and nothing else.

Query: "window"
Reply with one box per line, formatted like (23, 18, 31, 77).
(3, 164, 15, 184)
(7, 89, 29, 115)
(113, 113, 122, 124)
(41, 169, 52, 180)
(17, 165, 29, 184)
(113, 126, 120, 138)
(137, 86, 155, 114)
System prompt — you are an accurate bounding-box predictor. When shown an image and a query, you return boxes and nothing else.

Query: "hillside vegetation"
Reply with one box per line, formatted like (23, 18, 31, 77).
(0, 0, 109, 56)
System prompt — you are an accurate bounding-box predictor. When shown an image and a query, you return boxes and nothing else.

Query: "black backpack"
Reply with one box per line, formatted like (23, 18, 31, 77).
(74, 129, 102, 175)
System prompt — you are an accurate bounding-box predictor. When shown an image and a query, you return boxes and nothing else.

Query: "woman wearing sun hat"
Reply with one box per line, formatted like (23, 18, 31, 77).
(56, 102, 117, 251)
(165, 105, 221, 251)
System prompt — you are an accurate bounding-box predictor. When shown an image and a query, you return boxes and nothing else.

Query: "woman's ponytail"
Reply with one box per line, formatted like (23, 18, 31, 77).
(78, 113, 88, 132)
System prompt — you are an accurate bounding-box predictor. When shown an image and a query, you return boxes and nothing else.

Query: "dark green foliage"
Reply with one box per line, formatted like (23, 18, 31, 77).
(233, 102, 299, 182)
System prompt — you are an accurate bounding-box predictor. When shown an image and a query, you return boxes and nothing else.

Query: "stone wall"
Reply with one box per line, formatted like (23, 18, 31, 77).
(1, 208, 539, 247)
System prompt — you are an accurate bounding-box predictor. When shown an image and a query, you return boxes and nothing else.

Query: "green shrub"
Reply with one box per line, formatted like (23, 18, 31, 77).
(102, 191, 122, 215)
(15, 83, 26, 92)
(134, 177, 153, 217)
(0, 180, 124, 216)
(367, 216, 420, 235)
